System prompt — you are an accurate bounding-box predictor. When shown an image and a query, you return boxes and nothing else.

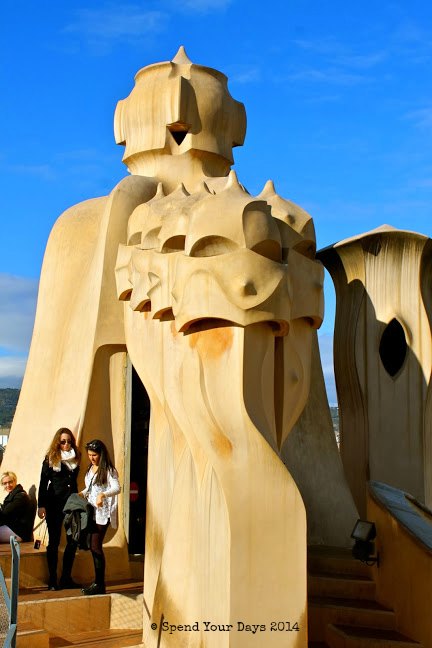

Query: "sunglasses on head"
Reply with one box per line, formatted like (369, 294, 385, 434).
(86, 440, 102, 452)
(60, 439, 72, 445)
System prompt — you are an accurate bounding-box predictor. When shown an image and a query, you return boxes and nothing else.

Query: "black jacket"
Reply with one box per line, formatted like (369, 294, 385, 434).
(63, 493, 93, 550)
(38, 459, 79, 510)
(0, 484, 34, 541)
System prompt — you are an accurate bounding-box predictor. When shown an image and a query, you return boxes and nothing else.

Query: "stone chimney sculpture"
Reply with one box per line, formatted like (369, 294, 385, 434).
(114, 47, 323, 648)
(319, 227, 432, 516)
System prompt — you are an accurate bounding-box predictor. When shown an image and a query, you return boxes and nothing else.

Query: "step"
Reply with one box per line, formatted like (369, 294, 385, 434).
(308, 546, 372, 579)
(18, 592, 111, 635)
(16, 621, 50, 648)
(326, 624, 422, 648)
(308, 572, 376, 600)
(18, 579, 143, 602)
(48, 628, 143, 647)
(0, 542, 49, 588)
(308, 596, 396, 642)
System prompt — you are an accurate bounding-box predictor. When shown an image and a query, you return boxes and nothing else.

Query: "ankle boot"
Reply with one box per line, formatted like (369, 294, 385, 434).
(59, 541, 81, 588)
(82, 551, 106, 595)
(82, 582, 106, 596)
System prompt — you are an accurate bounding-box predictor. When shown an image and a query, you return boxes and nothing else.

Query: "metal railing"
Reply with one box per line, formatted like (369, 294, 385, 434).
(0, 537, 20, 648)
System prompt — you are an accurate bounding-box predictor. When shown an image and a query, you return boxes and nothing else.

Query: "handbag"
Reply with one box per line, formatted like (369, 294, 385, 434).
(33, 518, 48, 550)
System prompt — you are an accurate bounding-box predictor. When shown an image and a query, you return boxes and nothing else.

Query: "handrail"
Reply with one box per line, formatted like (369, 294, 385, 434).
(0, 537, 20, 648)
(369, 480, 432, 552)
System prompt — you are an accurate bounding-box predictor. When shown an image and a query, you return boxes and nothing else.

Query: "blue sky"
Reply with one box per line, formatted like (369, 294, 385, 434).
(1, 1, 432, 401)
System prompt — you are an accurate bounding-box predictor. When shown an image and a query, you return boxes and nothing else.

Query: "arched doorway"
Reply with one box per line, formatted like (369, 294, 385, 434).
(125, 360, 150, 555)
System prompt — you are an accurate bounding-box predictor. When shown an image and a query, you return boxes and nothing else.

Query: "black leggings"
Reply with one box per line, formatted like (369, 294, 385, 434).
(89, 521, 109, 586)
(45, 501, 77, 584)
(90, 522, 108, 555)
(45, 502, 66, 550)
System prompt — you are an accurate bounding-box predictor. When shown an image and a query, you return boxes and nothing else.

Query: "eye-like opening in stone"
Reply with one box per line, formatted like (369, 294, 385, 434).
(268, 320, 289, 337)
(153, 307, 175, 321)
(141, 227, 162, 249)
(118, 288, 132, 301)
(189, 236, 238, 257)
(181, 318, 238, 334)
(127, 232, 142, 246)
(251, 240, 282, 263)
(379, 318, 407, 378)
(131, 298, 151, 312)
(167, 121, 190, 145)
(161, 235, 186, 253)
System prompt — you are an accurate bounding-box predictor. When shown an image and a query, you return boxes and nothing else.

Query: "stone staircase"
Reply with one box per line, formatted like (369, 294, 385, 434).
(0, 542, 144, 647)
(308, 547, 422, 648)
(14, 581, 144, 647)
(14, 624, 142, 648)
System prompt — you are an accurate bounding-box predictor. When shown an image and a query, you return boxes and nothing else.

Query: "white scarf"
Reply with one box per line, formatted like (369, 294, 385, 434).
(50, 448, 78, 472)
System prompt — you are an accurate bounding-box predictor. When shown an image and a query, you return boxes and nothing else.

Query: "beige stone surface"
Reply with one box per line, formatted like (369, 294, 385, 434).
(283, 335, 358, 546)
(319, 227, 432, 515)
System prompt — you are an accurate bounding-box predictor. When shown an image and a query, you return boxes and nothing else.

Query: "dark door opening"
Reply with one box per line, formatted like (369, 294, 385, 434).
(128, 365, 150, 554)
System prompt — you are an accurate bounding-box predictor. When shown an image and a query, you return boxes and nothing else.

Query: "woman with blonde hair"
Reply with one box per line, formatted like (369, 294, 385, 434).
(38, 428, 81, 590)
(0, 471, 34, 542)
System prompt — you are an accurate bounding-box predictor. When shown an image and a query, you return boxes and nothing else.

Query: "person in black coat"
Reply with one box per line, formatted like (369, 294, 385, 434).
(37, 427, 81, 590)
(0, 472, 34, 542)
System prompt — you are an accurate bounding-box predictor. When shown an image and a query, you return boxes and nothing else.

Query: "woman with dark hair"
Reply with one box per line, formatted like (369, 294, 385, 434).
(37, 427, 81, 590)
(81, 439, 120, 595)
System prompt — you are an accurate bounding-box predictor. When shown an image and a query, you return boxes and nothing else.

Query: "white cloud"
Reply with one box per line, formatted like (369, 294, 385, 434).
(405, 107, 432, 129)
(3, 149, 120, 191)
(8, 164, 56, 181)
(55, 148, 109, 162)
(292, 38, 387, 66)
(0, 357, 27, 389)
(288, 38, 387, 87)
(63, 1, 233, 51)
(64, 5, 168, 49)
(336, 51, 387, 70)
(0, 274, 38, 354)
(282, 66, 370, 86)
(393, 22, 431, 47)
(227, 65, 261, 85)
(391, 22, 432, 65)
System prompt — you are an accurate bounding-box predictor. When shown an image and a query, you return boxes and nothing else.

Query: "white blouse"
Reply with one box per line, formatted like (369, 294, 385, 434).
(82, 468, 121, 528)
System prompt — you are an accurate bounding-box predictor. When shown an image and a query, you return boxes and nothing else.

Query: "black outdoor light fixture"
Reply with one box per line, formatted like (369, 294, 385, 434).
(351, 519, 379, 566)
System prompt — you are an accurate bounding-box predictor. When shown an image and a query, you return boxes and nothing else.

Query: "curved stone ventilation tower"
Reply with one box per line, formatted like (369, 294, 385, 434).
(319, 226, 432, 516)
